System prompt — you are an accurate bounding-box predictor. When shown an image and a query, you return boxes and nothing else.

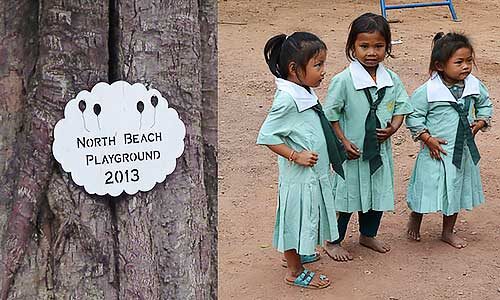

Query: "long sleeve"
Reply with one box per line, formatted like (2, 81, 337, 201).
(405, 86, 429, 141)
(474, 81, 493, 130)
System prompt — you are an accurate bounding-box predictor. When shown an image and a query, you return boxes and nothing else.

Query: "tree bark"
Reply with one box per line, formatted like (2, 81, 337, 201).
(114, 1, 215, 298)
(0, 0, 38, 296)
(0, 1, 217, 299)
(199, 0, 218, 298)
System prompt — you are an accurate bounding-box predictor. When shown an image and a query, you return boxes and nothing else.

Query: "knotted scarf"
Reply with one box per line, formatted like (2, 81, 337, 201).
(311, 102, 347, 179)
(449, 99, 480, 168)
(362, 88, 386, 175)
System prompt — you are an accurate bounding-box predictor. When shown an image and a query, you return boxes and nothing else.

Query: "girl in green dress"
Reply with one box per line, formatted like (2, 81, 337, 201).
(406, 32, 492, 248)
(323, 13, 412, 261)
(257, 32, 345, 289)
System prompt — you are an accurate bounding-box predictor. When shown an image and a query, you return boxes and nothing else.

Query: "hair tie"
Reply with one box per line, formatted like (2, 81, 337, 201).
(433, 32, 445, 42)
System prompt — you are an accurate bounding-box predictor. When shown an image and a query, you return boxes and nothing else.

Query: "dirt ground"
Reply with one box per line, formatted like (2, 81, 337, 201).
(218, 1, 500, 299)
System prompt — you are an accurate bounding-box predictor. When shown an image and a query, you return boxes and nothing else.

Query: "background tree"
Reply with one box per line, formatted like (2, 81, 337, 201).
(0, 1, 217, 299)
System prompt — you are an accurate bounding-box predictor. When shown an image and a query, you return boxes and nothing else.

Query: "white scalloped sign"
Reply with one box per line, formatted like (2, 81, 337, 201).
(52, 81, 186, 196)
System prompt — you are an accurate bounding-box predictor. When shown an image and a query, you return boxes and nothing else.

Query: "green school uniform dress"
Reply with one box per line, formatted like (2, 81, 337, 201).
(324, 60, 412, 213)
(257, 78, 339, 255)
(406, 73, 492, 216)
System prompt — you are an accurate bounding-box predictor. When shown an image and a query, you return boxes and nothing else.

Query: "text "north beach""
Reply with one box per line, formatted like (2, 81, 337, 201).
(76, 132, 163, 148)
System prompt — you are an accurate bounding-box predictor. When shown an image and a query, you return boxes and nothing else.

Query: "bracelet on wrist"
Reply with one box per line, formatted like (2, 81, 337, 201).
(288, 150, 296, 162)
(422, 135, 431, 144)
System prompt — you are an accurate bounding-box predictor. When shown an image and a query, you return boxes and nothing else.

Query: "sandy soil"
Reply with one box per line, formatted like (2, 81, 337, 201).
(218, 1, 500, 299)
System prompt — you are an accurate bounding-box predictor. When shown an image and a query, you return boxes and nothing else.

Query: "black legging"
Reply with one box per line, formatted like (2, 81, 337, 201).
(331, 210, 383, 244)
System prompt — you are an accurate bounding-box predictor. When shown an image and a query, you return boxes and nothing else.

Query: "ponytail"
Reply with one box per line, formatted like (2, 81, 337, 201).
(431, 31, 445, 47)
(264, 34, 287, 78)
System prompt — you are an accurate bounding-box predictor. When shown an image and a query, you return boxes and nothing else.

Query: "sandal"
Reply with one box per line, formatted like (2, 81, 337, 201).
(281, 252, 320, 268)
(284, 269, 330, 289)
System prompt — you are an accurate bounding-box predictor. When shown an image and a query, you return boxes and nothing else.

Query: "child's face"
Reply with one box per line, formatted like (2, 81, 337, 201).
(294, 49, 327, 88)
(438, 47, 474, 84)
(353, 31, 387, 70)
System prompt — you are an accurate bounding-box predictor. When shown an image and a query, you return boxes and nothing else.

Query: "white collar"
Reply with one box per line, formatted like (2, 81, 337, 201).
(349, 59, 394, 91)
(275, 78, 318, 112)
(426, 72, 480, 103)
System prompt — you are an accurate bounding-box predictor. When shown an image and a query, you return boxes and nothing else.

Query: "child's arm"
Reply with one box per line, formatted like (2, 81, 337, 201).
(257, 96, 319, 167)
(331, 121, 361, 160)
(471, 82, 493, 135)
(405, 87, 447, 160)
(378, 74, 412, 142)
(266, 144, 318, 167)
(470, 120, 487, 136)
(376, 115, 404, 142)
(323, 74, 361, 159)
(420, 132, 448, 160)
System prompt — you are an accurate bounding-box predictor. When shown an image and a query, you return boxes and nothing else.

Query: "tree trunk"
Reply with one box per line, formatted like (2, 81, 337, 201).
(0, 1, 217, 299)
(199, 0, 218, 298)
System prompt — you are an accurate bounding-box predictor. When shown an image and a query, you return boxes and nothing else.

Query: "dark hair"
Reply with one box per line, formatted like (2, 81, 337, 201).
(264, 32, 327, 79)
(429, 32, 476, 75)
(345, 13, 392, 61)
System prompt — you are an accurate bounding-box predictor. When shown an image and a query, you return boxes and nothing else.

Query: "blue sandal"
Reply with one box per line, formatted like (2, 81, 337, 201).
(285, 269, 330, 289)
(281, 252, 320, 267)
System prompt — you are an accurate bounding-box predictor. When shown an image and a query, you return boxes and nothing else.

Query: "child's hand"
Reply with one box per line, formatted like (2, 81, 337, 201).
(342, 139, 361, 160)
(425, 136, 448, 160)
(376, 121, 395, 142)
(470, 120, 486, 136)
(294, 150, 319, 167)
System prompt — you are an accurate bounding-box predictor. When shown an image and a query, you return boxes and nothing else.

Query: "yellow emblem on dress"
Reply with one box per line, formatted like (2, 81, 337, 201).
(386, 100, 395, 112)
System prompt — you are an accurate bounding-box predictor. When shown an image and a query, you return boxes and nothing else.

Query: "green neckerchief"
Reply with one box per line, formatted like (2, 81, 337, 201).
(362, 88, 386, 175)
(447, 86, 480, 168)
(311, 102, 347, 179)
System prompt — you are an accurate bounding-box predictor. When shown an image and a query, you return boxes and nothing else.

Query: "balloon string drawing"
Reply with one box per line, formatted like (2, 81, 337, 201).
(150, 95, 159, 128)
(93, 103, 102, 130)
(137, 100, 145, 130)
(78, 100, 90, 132)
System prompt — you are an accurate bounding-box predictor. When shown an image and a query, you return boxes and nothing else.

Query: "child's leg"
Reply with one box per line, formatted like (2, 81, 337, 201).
(283, 249, 330, 288)
(441, 213, 467, 248)
(283, 250, 303, 275)
(407, 212, 423, 241)
(358, 210, 390, 253)
(324, 212, 353, 261)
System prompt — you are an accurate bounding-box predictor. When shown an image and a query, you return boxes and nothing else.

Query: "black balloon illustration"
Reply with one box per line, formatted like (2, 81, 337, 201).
(137, 100, 144, 129)
(79, 100, 90, 132)
(93, 103, 101, 116)
(93, 103, 102, 130)
(78, 100, 86, 112)
(150, 95, 159, 128)
(151, 95, 158, 107)
(137, 101, 144, 113)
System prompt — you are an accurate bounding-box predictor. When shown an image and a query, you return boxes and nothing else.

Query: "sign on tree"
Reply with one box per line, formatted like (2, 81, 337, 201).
(52, 81, 186, 196)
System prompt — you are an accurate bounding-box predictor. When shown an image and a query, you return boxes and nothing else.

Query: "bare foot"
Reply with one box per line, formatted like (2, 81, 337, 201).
(359, 235, 390, 253)
(441, 213, 466, 248)
(407, 212, 423, 241)
(285, 269, 330, 289)
(324, 242, 353, 262)
(441, 233, 468, 249)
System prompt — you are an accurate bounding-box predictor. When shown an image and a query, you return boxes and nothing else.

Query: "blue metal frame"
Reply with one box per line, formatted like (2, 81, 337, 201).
(380, 0, 458, 21)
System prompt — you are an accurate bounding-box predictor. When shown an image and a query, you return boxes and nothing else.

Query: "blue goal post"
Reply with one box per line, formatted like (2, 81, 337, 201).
(380, 0, 458, 21)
